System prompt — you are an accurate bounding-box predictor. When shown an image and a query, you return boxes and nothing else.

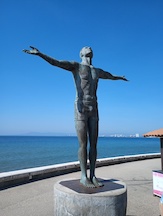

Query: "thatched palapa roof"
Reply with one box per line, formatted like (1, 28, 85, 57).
(143, 128, 163, 138)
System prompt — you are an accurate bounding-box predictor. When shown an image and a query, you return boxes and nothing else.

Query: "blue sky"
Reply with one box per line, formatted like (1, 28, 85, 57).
(0, 0, 163, 136)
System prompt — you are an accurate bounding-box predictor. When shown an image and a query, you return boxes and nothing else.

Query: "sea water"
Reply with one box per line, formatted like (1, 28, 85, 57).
(0, 136, 160, 172)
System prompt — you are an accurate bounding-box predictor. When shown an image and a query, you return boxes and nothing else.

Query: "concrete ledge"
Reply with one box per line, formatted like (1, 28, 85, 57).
(96, 152, 160, 167)
(0, 153, 160, 190)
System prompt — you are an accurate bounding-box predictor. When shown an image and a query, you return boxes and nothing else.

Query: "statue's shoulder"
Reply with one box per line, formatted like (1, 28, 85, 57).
(71, 61, 79, 65)
(70, 61, 80, 71)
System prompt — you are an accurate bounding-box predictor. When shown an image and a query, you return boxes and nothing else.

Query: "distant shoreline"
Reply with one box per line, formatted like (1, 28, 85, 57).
(0, 135, 153, 138)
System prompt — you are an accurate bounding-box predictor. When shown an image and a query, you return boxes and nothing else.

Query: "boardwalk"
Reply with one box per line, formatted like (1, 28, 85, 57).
(0, 158, 161, 216)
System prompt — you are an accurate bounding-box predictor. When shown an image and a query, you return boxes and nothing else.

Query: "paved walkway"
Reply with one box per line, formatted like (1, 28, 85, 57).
(0, 158, 161, 216)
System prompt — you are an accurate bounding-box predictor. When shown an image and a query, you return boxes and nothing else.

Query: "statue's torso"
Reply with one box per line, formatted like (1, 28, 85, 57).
(73, 63, 99, 116)
(73, 63, 99, 103)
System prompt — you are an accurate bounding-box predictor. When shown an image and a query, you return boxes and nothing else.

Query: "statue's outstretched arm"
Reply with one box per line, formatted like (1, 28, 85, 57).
(99, 69, 128, 81)
(23, 46, 76, 71)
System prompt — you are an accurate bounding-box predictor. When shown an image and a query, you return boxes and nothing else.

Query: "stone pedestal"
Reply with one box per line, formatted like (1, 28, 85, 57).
(54, 178, 127, 216)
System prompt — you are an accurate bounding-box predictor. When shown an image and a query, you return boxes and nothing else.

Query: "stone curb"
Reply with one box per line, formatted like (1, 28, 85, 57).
(0, 153, 160, 190)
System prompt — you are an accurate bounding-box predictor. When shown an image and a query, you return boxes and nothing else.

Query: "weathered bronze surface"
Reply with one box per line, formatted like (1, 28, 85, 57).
(23, 46, 128, 188)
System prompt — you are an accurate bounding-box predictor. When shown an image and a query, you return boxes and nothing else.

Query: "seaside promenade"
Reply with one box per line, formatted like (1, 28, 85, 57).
(0, 157, 161, 216)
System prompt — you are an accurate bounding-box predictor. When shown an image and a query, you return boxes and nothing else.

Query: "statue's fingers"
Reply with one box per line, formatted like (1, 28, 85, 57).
(30, 46, 35, 49)
(23, 49, 30, 54)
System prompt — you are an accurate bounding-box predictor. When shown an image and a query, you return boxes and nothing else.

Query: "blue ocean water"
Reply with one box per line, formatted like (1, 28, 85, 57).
(0, 136, 160, 172)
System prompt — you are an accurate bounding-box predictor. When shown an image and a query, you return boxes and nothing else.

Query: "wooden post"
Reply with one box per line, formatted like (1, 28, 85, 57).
(161, 138, 163, 171)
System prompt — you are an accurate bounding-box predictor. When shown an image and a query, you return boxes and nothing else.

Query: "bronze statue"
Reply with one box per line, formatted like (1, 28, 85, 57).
(23, 46, 128, 188)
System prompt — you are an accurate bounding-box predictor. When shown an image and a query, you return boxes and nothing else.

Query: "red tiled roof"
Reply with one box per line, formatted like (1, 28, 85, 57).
(143, 128, 163, 137)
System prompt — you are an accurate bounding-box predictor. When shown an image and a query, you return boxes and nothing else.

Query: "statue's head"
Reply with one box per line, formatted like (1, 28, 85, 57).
(80, 46, 93, 59)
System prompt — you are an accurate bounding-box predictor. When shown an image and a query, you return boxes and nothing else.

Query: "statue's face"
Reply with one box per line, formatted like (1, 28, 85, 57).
(80, 46, 93, 58)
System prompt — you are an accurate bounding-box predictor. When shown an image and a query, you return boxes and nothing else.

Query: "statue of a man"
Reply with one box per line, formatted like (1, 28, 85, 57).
(23, 46, 128, 188)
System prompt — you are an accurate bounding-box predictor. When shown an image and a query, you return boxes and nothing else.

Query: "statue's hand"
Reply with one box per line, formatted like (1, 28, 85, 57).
(122, 76, 128, 81)
(23, 46, 40, 55)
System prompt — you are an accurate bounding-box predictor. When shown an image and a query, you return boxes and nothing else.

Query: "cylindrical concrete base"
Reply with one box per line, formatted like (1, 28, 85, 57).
(54, 178, 127, 216)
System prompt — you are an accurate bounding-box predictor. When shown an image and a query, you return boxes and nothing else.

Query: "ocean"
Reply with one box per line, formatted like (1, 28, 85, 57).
(0, 136, 160, 173)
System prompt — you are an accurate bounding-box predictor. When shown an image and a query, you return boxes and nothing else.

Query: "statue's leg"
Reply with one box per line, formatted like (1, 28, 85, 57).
(88, 117, 103, 187)
(75, 120, 95, 188)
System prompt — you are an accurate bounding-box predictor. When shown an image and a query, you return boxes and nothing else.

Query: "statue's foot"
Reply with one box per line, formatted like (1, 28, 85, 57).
(80, 177, 96, 188)
(92, 177, 104, 187)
